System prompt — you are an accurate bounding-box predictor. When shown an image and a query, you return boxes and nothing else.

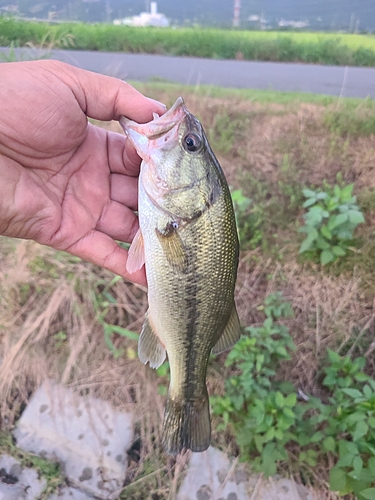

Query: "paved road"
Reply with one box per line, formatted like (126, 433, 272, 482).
(2, 47, 375, 99)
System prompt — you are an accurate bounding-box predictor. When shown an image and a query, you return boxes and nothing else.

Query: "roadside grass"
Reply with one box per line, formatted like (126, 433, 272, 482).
(1, 83, 375, 497)
(2, 15, 375, 65)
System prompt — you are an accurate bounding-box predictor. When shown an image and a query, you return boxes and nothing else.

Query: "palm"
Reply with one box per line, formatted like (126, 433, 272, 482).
(0, 60, 165, 283)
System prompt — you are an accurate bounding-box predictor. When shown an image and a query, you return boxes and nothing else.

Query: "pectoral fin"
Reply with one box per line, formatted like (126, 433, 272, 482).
(212, 304, 241, 355)
(138, 314, 166, 369)
(126, 228, 145, 274)
(155, 226, 188, 272)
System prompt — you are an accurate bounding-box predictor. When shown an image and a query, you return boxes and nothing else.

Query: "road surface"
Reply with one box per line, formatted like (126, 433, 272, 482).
(1, 47, 375, 99)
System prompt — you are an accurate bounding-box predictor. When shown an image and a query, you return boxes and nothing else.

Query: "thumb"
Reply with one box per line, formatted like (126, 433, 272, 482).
(47, 60, 167, 123)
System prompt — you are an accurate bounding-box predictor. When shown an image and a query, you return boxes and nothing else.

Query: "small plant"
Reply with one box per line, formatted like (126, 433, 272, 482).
(211, 293, 375, 498)
(211, 292, 296, 475)
(321, 350, 375, 499)
(231, 188, 264, 249)
(299, 183, 365, 265)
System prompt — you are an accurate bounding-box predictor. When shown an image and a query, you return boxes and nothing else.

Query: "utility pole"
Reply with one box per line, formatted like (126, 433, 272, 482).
(233, 0, 241, 28)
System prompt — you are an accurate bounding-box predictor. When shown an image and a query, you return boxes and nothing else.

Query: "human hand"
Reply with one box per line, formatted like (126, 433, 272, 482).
(0, 60, 166, 285)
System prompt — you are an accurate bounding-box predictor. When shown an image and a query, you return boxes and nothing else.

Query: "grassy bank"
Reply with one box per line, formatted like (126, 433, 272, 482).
(1, 16, 375, 66)
(1, 84, 375, 498)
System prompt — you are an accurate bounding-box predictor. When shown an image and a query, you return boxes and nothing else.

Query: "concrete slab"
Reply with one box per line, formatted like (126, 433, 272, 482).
(14, 381, 133, 499)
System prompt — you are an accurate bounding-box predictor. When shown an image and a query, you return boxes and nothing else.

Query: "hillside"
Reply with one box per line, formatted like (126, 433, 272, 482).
(1, 0, 375, 31)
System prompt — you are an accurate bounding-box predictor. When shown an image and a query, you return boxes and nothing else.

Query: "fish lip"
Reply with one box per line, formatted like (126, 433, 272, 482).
(120, 97, 186, 140)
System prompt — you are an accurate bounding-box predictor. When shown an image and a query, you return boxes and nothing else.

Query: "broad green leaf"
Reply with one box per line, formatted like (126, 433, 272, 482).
(363, 384, 373, 399)
(306, 206, 326, 224)
(337, 229, 353, 240)
(353, 421, 369, 441)
(323, 436, 336, 452)
(334, 184, 341, 197)
(299, 236, 316, 253)
(302, 197, 317, 208)
(275, 392, 284, 408)
(332, 213, 349, 227)
(302, 188, 316, 198)
(332, 245, 346, 256)
(341, 388, 363, 399)
(316, 235, 330, 250)
(345, 412, 367, 425)
(361, 488, 375, 500)
(348, 210, 365, 225)
(321, 250, 335, 265)
(355, 372, 371, 382)
(353, 455, 363, 475)
(340, 183, 354, 201)
(368, 457, 375, 475)
(320, 225, 332, 240)
(329, 467, 347, 493)
(327, 349, 341, 363)
(284, 393, 297, 407)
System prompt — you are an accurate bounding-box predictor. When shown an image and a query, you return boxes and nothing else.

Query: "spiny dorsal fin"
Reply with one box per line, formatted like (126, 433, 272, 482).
(138, 314, 166, 369)
(126, 228, 145, 274)
(212, 304, 241, 355)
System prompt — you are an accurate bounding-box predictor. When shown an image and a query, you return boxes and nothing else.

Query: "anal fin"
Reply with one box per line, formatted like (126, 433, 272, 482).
(212, 304, 241, 355)
(138, 313, 166, 369)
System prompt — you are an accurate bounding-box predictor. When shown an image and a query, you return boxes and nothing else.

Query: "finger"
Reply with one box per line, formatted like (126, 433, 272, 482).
(106, 129, 141, 177)
(50, 61, 167, 122)
(97, 200, 139, 242)
(66, 230, 147, 286)
(111, 174, 138, 211)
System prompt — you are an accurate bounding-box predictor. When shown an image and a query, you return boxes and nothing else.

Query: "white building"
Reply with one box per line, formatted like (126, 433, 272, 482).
(113, 2, 170, 28)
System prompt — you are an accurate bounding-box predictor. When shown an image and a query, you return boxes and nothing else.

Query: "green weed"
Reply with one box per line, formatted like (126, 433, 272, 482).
(299, 183, 365, 265)
(207, 111, 244, 155)
(211, 293, 375, 498)
(325, 101, 375, 138)
(2, 16, 375, 66)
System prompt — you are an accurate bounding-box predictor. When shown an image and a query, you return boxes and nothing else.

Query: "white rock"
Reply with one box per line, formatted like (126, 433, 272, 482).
(14, 381, 133, 499)
(177, 447, 320, 500)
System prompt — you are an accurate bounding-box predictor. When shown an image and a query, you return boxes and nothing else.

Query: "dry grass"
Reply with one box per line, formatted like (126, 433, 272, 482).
(1, 87, 375, 497)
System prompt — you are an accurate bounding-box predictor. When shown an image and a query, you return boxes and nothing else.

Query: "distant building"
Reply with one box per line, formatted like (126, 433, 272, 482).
(113, 2, 170, 27)
(278, 18, 309, 28)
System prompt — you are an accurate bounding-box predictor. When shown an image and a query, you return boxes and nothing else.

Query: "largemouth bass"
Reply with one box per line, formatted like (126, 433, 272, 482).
(120, 97, 240, 455)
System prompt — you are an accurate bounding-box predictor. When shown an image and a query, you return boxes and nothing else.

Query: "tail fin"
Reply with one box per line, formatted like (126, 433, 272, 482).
(162, 388, 211, 455)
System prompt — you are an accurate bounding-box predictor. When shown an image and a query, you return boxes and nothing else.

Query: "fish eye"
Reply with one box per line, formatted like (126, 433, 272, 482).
(182, 132, 202, 153)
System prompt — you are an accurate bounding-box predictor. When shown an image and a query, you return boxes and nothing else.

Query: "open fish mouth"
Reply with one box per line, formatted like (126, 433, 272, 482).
(120, 97, 189, 145)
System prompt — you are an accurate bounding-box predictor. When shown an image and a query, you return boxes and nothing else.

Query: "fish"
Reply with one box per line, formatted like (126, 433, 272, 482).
(120, 97, 241, 455)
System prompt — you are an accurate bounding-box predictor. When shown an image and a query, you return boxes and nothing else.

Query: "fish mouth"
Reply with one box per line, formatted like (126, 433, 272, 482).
(120, 97, 187, 158)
